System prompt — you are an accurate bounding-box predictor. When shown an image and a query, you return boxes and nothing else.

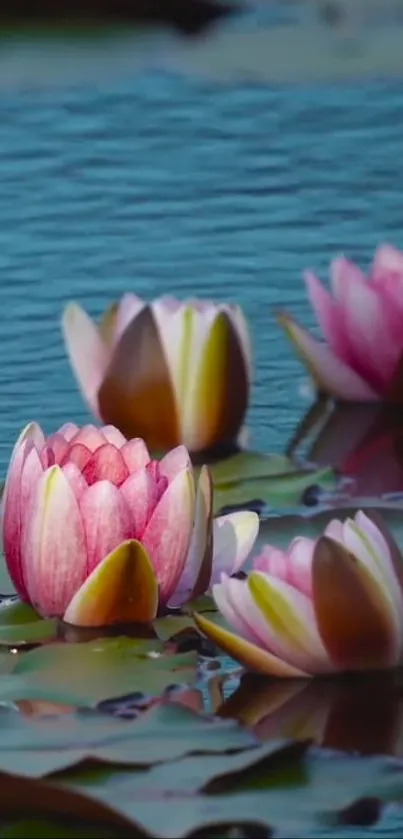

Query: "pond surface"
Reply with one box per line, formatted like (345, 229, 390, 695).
(1, 60, 403, 475)
(2, 8, 403, 836)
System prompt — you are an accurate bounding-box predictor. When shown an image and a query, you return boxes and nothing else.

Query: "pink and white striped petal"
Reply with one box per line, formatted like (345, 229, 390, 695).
(21, 466, 87, 617)
(141, 467, 195, 604)
(159, 445, 191, 482)
(120, 466, 162, 540)
(120, 438, 151, 473)
(82, 444, 129, 487)
(277, 313, 378, 401)
(2, 423, 45, 600)
(79, 481, 132, 574)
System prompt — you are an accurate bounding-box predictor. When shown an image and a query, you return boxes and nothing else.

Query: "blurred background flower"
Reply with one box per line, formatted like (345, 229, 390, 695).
(278, 244, 403, 404)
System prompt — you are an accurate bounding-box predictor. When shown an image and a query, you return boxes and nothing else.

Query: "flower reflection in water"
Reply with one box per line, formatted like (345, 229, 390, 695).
(218, 671, 403, 758)
(287, 398, 403, 501)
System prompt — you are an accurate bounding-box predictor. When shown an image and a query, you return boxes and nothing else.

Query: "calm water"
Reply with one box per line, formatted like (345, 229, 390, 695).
(1, 73, 403, 476)
(2, 43, 403, 836)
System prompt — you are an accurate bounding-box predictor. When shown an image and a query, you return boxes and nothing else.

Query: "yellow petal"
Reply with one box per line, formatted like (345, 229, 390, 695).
(312, 536, 398, 670)
(186, 311, 249, 452)
(193, 613, 308, 678)
(98, 302, 119, 347)
(98, 306, 180, 450)
(64, 539, 158, 627)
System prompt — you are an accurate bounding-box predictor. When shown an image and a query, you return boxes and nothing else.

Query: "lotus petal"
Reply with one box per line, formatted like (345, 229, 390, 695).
(64, 539, 158, 626)
(277, 313, 378, 401)
(2, 423, 45, 600)
(141, 467, 195, 604)
(183, 310, 249, 452)
(159, 445, 191, 481)
(372, 243, 403, 281)
(312, 536, 398, 670)
(79, 481, 132, 574)
(304, 270, 347, 361)
(82, 444, 129, 487)
(248, 571, 330, 673)
(329, 264, 400, 389)
(22, 466, 87, 617)
(210, 510, 259, 584)
(120, 438, 150, 472)
(69, 425, 107, 452)
(58, 423, 79, 442)
(98, 305, 180, 450)
(101, 425, 127, 448)
(114, 293, 146, 343)
(62, 304, 108, 416)
(168, 465, 213, 607)
(194, 613, 308, 678)
(120, 466, 163, 540)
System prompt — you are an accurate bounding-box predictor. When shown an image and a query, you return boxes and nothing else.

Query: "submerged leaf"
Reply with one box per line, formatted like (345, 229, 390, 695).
(0, 638, 196, 706)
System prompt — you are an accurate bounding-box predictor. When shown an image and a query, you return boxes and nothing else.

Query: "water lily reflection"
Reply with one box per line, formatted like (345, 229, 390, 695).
(219, 672, 403, 757)
(288, 398, 403, 500)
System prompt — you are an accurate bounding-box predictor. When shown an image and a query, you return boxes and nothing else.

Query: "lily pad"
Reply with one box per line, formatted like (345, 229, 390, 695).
(49, 743, 403, 837)
(0, 601, 57, 647)
(0, 700, 257, 778)
(0, 638, 197, 706)
(194, 450, 336, 514)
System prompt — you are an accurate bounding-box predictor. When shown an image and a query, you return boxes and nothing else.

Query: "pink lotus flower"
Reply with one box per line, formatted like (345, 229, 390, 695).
(1, 422, 259, 627)
(195, 511, 403, 677)
(278, 243, 403, 402)
(62, 295, 251, 454)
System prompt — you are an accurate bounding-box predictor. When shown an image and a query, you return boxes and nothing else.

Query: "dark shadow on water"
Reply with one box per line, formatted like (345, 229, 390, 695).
(0, 0, 238, 36)
(288, 398, 403, 501)
(218, 670, 403, 757)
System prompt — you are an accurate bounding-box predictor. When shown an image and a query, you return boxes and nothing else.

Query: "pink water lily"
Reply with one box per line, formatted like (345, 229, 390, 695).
(62, 294, 251, 453)
(1, 422, 259, 627)
(278, 243, 403, 402)
(195, 511, 403, 677)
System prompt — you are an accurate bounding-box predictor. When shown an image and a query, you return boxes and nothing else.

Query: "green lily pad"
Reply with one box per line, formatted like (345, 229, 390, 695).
(0, 601, 57, 647)
(212, 466, 335, 514)
(0, 638, 197, 706)
(0, 557, 16, 597)
(55, 743, 403, 837)
(193, 450, 336, 513)
(0, 700, 257, 779)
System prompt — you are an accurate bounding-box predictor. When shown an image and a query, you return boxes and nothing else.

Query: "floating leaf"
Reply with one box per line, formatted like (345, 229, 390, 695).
(0, 638, 196, 706)
(54, 744, 403, 837)
(0, 700, 257, 779)
(212, 466, 335, 514)
(0, 772, 146, 837)
(0, 601, 57, 647)
(0, 558, 16, 597)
